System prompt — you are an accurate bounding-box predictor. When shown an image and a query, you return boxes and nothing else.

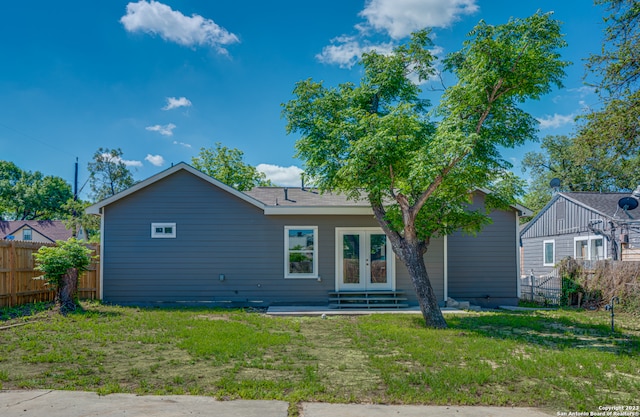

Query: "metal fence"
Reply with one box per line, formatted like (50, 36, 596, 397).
(520, 269, 561, 305)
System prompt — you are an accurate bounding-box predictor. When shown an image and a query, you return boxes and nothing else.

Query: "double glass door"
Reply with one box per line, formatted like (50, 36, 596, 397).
(337, 229, 394, 290)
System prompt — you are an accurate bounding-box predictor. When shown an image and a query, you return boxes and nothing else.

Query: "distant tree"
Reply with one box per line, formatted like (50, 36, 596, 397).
(87, 148, 135, 202)
(62, 198, 101, 242)
(521, 0, 640, 218)
(283, 14, 568, 328)
(0, 160, 73, 220)
(587, 0, 640, 96)
(191, 143, 273, 191)
(580, 0, 640, 187)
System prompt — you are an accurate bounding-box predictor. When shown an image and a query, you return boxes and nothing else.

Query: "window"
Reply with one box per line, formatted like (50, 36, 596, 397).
(151, 223, 176, 238)
(23, 228, 32, 241)
(543, 240, 555, 266)
(285, 226, 318, 278)
(574, 236, 605, 261)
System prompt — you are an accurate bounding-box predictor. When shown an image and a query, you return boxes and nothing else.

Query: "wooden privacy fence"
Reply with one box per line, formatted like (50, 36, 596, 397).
(0, 241, 100, 308)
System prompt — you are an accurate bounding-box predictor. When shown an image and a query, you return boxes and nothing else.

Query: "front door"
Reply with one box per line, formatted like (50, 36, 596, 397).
(337, 229, 394, 291)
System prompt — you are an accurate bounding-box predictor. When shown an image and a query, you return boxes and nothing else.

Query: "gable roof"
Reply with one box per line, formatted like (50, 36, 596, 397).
(0, 220, 73, 242)
(86, 162, 265, 215)
(86, 161, 528, 217)
(520, 192, 640, 236)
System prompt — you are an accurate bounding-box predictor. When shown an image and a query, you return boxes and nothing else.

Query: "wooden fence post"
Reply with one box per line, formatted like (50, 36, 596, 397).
(9, 241, 17, 307)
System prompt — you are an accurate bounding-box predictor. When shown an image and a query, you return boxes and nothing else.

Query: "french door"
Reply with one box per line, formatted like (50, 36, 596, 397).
(336, 228, 394, 291)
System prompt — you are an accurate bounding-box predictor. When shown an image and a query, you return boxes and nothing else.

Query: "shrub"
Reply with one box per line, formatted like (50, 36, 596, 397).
(33, 239, 94, 313)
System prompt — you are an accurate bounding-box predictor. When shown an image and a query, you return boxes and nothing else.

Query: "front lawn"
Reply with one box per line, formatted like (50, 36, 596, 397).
(0, 302, 638, 412)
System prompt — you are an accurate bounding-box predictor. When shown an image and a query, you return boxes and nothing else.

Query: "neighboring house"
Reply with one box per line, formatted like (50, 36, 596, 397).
(86, 162, 529, 308)
(0, 220, 77, 243)
(520, 192, 640, 277)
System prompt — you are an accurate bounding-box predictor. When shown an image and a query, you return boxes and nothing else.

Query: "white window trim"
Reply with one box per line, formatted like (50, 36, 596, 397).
(543, 239, 555, 266)
(284, 226, 319, 279)
(23, 228, 33, 241)
(573, 235, 606, 261)
(151, 222, 176, 239)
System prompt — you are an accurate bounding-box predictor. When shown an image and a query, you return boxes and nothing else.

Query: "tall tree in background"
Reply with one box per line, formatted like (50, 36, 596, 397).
(580, 0, 640, 188)
(0, 160, 73, 220)
(521, 0, 640, 217)
(87, 148, 135, 202)
(191, 143, 273, 191)
(284, 14, 567, 328)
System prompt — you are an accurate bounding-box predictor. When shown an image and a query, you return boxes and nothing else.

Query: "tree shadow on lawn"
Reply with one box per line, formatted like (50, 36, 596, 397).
(440, 310, 640, 356)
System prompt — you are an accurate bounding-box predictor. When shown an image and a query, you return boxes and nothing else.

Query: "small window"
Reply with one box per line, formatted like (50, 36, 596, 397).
(23, 228, 32, 241)
(543, 240, 555, 266)
(285, 226, 318, 278)
(151, 223, 176, 238)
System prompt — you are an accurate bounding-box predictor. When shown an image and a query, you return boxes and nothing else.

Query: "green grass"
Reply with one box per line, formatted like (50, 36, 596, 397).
(0, 301, 639, 412)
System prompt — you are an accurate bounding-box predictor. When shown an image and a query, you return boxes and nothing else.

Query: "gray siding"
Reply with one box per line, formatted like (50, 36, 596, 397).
(447, 193, 519, 307)
(521, 195, 615, 277)
(102, 170, 445, 306)
(521, 197, 610, 240)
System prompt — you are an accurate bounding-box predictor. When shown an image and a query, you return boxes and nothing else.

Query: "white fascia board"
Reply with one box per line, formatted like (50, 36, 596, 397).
(85, 162, 266, 215)
(264, 206, 374, 215)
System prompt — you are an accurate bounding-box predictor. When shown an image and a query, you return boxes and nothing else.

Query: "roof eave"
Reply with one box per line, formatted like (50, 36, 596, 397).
(263, 206, 374, 215)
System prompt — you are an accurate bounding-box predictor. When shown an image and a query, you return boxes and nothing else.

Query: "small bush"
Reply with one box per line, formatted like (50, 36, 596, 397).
(33, 239, 94, 313)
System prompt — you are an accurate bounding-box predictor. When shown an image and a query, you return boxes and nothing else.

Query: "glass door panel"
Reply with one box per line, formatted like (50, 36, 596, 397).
(342, 234, 360, 284)
(369, 234, 388, 284)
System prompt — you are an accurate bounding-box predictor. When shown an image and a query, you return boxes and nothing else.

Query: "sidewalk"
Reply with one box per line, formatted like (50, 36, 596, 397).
(1, 390, 555, 417)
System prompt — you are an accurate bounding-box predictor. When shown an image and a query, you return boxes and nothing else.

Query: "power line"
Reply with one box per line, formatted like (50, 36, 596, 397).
(0, 121, 76, 158)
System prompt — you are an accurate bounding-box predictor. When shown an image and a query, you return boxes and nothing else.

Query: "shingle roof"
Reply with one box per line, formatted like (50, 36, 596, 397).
(244, 187, 368, 207)
(561, 192, 640, 220)
(0, 220, 74, 242)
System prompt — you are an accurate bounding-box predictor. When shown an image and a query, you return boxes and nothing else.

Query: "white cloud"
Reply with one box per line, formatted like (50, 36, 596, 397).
(317, 0, 476, 68)
(120, 1, 239, 54)
(569, 86, 596, 97)
(316, 36, 395, 69)
(256, 164, 304, 187)
(537, 113, 575, 130)
(163, 96, 192, 110)
(173, 141, 192, 148)
(360, 0, 479, 39)
(146, 123, 176, 136)
(101, 153, 143, 168)
(145, 154, 165, 166)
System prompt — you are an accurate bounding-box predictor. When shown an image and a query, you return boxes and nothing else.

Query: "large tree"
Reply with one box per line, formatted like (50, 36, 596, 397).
(191, 143, 273, 191)
(0, 160, 73, 220)
(283, 13, 567, 328)
(87, 148, 135, 202)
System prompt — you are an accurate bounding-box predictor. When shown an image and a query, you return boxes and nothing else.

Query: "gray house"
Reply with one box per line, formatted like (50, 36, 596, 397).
(87, 162, 527, 308)
(520, 192, 640, 277)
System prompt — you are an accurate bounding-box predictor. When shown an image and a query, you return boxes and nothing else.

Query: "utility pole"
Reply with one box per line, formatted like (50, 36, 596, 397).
(74, 157, 79, 201)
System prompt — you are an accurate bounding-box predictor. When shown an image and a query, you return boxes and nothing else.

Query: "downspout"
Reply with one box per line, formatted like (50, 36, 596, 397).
(443, 234, 448, 303)
(99, 207, 105, 300)
(516, 212, 521, 299)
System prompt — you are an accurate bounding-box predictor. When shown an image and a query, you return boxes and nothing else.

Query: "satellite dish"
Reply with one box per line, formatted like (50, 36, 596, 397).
(549, 178, 561, 188)
(618, 197, 639, 211)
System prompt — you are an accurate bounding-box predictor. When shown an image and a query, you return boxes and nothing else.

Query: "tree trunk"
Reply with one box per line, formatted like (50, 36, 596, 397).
(397, 243, 447, 328)
(57, 268, 79, 314)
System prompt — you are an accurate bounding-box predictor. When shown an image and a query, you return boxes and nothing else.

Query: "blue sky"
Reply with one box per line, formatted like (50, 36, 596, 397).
(0, 0, 606, 197)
